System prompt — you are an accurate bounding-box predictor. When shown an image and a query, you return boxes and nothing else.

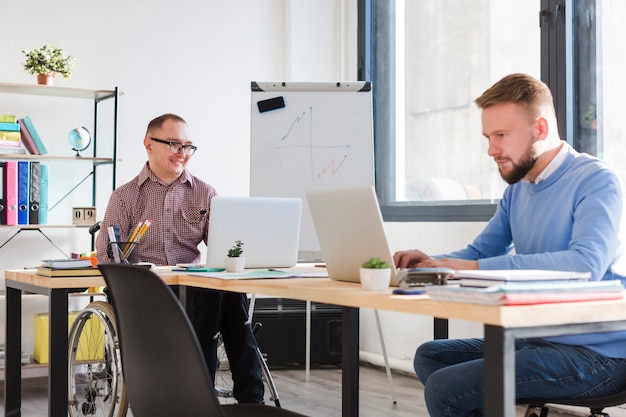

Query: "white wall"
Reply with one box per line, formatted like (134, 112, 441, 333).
(0, 0, 484, 373)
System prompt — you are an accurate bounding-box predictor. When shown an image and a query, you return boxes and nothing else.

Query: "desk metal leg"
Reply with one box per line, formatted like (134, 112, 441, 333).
(342, 306, 359, 417)
(484, 325, 516, 417)
(48, 289, 70, 417)
(5, 286, 22, 417)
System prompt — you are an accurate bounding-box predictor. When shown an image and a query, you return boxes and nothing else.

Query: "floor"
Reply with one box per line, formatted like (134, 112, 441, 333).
(2, 363, 626, 416)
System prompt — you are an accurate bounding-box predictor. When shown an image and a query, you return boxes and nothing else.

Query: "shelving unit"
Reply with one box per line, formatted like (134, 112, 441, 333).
(0, 82, 122, 255)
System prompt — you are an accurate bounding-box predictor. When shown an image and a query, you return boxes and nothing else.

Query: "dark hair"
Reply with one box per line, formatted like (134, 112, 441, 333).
(474, 73, 556, 121)
(145, 113, 187, 136)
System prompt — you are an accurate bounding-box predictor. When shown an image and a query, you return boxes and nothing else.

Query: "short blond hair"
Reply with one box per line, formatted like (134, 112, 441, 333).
(475, 73, 556, 121)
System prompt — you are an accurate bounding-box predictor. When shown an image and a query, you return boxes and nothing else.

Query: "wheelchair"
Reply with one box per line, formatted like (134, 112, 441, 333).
(67, 287, 281, 417)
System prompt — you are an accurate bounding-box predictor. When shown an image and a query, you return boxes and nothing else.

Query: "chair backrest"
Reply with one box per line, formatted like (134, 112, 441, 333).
(98, 263, 225, 417)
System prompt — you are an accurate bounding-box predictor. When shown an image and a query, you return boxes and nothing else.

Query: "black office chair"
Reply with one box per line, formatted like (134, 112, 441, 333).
(519, 391, 626, 417)
(98, 263, 309, 417)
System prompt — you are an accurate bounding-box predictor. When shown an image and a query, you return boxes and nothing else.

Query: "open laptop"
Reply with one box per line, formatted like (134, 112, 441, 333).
(205, 196, 302, 268)
(305, 185, 399, 286)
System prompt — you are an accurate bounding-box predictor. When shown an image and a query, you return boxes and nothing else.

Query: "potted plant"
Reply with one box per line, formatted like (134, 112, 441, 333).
(359, 257, 392, 291)
(21, 44, 76, 85)
(225, 240, 245, 272)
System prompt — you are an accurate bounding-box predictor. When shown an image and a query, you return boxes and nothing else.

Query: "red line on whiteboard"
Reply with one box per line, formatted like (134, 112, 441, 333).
(316, 154, 348, 179)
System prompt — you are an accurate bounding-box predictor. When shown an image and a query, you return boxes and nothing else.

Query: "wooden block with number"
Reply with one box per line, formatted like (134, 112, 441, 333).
(72, 206, 97, 225)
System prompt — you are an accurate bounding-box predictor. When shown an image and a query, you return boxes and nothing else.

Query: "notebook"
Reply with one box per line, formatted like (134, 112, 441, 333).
(205, 196, 302, 268)
(305, 185, 400, 286)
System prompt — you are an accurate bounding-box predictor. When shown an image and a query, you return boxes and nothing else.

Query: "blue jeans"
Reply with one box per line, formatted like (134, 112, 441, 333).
(414, 338, 626, 417)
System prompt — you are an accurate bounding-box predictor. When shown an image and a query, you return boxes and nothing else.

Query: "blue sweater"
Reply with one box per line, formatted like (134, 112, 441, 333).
(442, 144, 626, 358)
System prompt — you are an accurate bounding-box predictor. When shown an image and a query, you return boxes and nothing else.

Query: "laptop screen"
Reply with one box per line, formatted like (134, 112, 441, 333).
(205, 196, 302, 269)
(305, 185, 398, 285)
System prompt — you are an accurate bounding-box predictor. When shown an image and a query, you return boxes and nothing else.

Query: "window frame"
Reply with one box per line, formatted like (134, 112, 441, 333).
(359, 0, 585, 222)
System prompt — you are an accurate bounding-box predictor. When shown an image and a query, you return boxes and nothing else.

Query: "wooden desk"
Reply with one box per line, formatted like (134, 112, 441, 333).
(6, 269, 626, 417)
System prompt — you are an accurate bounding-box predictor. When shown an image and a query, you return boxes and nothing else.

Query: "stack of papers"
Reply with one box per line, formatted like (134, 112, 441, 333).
(187, 267, 328, 280)
(456, 269, 591, 288)
(426, 279, 624, 306)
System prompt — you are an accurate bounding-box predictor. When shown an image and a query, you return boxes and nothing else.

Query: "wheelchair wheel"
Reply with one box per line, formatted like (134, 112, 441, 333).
(68, 301, 128, 417)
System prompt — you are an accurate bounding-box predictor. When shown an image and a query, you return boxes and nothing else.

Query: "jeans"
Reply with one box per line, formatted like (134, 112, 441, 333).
(176, 287, 265, 403)
(414, 338, 626, 417)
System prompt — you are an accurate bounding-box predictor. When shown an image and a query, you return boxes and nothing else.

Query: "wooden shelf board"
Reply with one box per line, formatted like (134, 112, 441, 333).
(0, 82, 124, 100)
(0, 153, 118, 162)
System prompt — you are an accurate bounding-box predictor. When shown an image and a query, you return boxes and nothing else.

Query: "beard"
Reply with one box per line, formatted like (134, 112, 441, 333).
(499, 141, 539, 184)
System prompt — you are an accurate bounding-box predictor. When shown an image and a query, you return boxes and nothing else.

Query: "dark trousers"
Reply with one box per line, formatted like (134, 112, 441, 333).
(177, 287, 265, 403)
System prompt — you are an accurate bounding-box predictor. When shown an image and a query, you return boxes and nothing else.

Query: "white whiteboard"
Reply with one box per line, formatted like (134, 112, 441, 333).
(250, 81, 374, 253)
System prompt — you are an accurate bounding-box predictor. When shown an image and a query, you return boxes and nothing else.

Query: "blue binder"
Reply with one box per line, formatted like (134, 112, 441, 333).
(17, 160, 29, 224)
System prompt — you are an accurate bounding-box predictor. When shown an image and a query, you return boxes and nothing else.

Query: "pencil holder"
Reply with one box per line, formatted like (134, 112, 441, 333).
(107, 241, 139, 264)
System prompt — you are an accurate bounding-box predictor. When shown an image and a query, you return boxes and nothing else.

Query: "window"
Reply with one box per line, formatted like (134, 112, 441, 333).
(361, 0, 626, 221)
(588, 1, 626, 187)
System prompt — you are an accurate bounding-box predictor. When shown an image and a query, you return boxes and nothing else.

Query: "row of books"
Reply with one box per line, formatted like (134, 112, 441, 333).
(0, 160, 49, 225)
(425, 269, 624, 306)
(0, 114, 47, 155)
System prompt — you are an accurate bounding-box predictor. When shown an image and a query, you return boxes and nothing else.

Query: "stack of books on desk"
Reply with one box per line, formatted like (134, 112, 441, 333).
(36, 258, 101, 277)
(426, 270, 624, 305)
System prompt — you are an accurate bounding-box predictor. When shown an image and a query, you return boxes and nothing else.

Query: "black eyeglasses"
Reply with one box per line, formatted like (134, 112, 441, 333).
(149, 137, 197, 156)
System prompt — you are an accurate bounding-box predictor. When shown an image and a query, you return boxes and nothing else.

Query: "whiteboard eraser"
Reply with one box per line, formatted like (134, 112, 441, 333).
(257, 96, 285, 113)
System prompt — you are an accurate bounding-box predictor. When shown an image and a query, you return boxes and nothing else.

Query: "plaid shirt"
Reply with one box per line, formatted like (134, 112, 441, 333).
(96, 162, 217, 265)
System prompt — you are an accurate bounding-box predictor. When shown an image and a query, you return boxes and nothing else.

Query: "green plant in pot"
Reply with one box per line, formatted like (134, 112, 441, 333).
(361, 257, 390, 269)
(225, 240, 245, 272)
(21, 44, 76, 85)
(360, 257, 391, 291)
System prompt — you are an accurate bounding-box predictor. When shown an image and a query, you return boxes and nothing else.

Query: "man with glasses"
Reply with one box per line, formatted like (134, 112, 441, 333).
(96, 113, 264, 403)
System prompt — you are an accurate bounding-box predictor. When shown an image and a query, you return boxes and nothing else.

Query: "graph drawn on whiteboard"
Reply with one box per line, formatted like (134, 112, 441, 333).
(250, 81, 374, 252)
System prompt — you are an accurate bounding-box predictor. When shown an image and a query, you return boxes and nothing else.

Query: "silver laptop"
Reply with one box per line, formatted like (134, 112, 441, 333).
(305, 185, 399, 285)
(205, 196, 302, 268)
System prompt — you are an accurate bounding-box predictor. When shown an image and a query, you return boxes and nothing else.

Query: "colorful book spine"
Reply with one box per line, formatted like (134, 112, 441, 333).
(4, 160, 17, 225)
(0, 122, 20, 131)
(17, 119, 39, 154)
(17, 160, 30, 224)
(39, 164, 49, 224)
(0, 120, 21, 146)
(0, 115, 17, 123)
(0, 161, 5, 225)
(0, 131, 22, 144)
(20, 116, 47, 155)
(0, 145, 26, 155)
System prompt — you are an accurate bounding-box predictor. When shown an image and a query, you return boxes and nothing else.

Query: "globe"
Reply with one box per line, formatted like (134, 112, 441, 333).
(68, 126, 92, 156)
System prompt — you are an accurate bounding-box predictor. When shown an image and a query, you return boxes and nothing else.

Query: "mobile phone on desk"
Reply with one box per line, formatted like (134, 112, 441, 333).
(392, 288, 427, 295)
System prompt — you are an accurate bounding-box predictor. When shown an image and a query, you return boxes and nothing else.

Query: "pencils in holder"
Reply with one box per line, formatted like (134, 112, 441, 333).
(121, 219, 151, 261)
(121, 221, 143, 255)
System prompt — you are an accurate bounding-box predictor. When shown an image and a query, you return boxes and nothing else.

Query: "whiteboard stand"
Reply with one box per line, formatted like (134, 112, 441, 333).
(305, 300, 311, 381)
(374, 309, 397, 404)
